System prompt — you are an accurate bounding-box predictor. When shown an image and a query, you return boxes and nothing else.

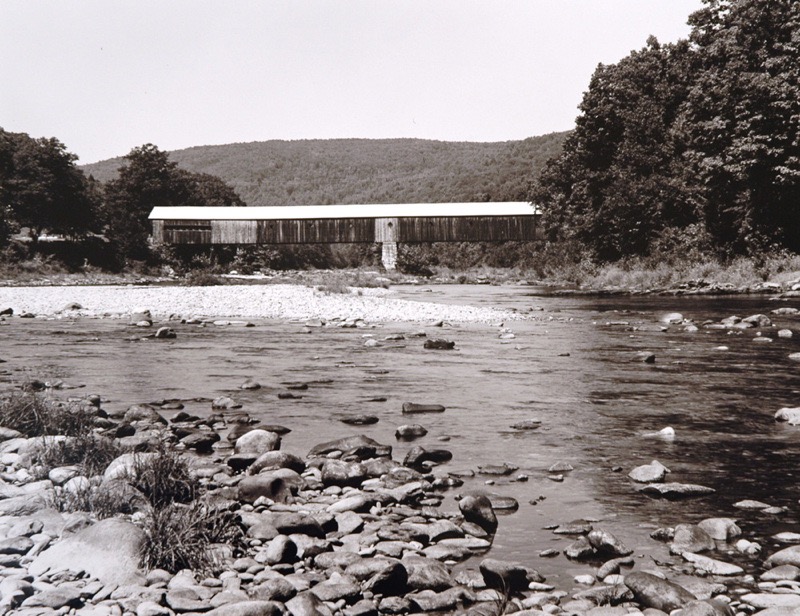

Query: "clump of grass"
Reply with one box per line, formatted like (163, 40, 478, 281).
(51, 479, 144, 518)
(36, 433, 122, 478)
(132, 448, 198, 509)
(0, 390, 94, 437)
(140, 501, 244, 575)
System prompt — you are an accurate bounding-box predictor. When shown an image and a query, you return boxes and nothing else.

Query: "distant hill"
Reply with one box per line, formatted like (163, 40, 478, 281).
(82, 134, 568, 206)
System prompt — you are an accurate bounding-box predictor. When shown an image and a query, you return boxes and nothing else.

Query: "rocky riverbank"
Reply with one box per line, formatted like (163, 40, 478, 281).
(2, 374, 800, 615)
(4, 294, 800, 614)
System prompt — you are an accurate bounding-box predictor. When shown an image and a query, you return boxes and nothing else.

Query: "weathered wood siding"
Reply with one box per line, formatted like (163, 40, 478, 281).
(397, 216, 539, 242)
(159, 220, 213, 244)
(152, 214, 539, 244)
(212, 220, 258, 244)
(257, 218, 375, 244)
(374, 218, 398, 243)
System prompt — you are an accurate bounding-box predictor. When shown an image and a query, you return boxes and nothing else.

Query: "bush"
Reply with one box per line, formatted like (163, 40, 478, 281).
(36, 433, 121, 478)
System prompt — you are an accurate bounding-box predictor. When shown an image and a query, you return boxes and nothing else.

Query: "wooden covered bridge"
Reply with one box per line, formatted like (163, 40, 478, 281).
(149, 202, 540, 269)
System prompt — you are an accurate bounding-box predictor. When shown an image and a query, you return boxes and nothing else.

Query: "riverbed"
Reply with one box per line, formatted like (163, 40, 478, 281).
(2, 284, 800, 591)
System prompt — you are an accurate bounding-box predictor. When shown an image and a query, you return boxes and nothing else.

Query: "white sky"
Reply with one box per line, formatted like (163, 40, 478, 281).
(1, 0, 703, 164)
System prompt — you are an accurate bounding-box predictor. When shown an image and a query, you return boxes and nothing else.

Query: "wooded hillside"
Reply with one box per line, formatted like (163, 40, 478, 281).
(82, 134, 567, 206)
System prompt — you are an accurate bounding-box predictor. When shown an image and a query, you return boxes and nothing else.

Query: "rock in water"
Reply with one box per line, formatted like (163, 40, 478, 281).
(775, 407, 800, 425)
(402, 402, 446, 414)
(624, 571, 697, 611)
(423, 339, 455, 350)
(639, 482, 715, 499)
(458, 494, 497, 534)
(628, 460, 670, 483)
(29, 518, 145, 586)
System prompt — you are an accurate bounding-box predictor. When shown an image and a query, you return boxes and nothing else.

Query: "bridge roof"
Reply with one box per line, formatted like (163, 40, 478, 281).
(149, 202, 537, 221)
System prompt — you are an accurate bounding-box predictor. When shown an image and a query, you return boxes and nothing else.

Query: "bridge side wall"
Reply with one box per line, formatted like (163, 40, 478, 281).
(152, 215, 540, 245)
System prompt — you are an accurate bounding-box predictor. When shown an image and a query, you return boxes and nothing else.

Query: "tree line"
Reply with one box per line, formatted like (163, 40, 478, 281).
(533, 0, 800, 262)
(0, 135, 244, 267)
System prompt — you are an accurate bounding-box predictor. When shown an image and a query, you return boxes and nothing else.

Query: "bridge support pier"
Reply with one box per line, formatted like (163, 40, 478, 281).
(381, 242, 397, 270)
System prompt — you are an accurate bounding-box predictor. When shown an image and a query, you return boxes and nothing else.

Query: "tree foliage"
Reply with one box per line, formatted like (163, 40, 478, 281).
(104, 144, 245, 263)
(0, 129, 99, 244)
(535, 0, 800, 260)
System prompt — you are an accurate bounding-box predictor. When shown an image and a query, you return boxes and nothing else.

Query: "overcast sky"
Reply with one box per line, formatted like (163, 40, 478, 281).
(1, 0, 703, 164)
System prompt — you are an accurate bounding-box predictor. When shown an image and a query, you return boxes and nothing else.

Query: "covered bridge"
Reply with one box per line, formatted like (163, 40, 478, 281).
(149, 202, 540, 269)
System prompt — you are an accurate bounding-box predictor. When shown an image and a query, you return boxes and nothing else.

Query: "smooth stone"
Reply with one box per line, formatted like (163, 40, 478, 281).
(395, 424, 428, 439)
(624, 572, 696, 612)
(767, 545, 800, 568)
(639, 483, 715, 499)
(402, 555, 454, 591)
(680, 551, 744, 575)
(247, 451, 305, 475)
(307, 435, 391, 459)
(587, 529, 632, 557)
(628, 460, 670, 483)
(761, 565, 800, 581)
(741, 594, 800, 609)
(30, 518, 145, 586)
(234, 430, 281, 455)
(776, 408, 800, 425)
(670, 525, 715, 554)
(697, 518, 741, 541)
(458, 494, 497, 534)
(401, 402, 446, 414)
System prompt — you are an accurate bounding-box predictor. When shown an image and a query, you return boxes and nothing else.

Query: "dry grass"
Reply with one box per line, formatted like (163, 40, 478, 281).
(140, 501, 244, 574)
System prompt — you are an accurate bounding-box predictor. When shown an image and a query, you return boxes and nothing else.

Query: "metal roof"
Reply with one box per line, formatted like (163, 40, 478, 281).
(149, 202, 538, 221)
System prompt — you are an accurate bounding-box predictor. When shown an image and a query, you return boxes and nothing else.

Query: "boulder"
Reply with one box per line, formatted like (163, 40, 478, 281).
(624, 572, 697, 612)
(458, 494, 497, 534)
(238, 471, 300, 504)
(423, 339, 455, 350)
(479, 558, 543, 592)
(234, 429, 281, 455)
(307, 435, 391, 459)
(766, 545, 800, 568)
(587, 529, 632, 557)
(776, 408, 800, 425)
(628, 460, 669, 483)
(29, 518, 145, 586)
(680, 552, 744, 575)
(639, 482, 715, 499)
(697, 518, 741, 541)
(248, 451, 305, 475)
(402, 402, 446, 414)
(671, 524, 716, 554)
(395, 424, 428, 439)
(321, 459, 368, 487)
(403, 555, 454, 591)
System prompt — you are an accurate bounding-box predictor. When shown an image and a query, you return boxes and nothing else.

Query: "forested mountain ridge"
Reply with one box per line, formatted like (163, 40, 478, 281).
(82, 134, 567, 206)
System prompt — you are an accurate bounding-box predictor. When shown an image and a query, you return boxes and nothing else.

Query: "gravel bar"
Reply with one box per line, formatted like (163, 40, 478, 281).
(0, 284, 522, 323)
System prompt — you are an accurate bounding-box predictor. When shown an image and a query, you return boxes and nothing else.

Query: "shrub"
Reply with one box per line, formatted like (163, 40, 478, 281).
(51, 479, 144, 518)
(140, 501, 244, 574)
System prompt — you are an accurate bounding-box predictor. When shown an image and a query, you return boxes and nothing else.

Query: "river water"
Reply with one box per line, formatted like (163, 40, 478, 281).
(2, 284, 800, 589)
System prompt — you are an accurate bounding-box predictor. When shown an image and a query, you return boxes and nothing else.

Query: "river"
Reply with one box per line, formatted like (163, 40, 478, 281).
(2, 284, 799, 589)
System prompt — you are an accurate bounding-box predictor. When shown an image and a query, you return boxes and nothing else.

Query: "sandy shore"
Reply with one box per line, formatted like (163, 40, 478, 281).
(0, 284, 521, 323)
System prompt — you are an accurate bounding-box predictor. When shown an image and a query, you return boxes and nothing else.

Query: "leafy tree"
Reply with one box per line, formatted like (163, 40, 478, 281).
(677, 0, 800, 253)
(534, 38, 695, 260)
(104, 144, 188, 262)
(104, 144, 247, 263)
(0, 129, 99, 243)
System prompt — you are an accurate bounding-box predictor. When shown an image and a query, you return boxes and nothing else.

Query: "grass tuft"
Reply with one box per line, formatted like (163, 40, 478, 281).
(140, 501, 244, 574)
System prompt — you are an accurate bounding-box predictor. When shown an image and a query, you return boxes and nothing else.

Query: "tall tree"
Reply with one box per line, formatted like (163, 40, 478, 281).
(0, 129, 99, 243)
(534, 38, 695, 260)
(104, 144, 247, 262)
(104, 144, 187, 262)
(677, 0, 800, 253)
